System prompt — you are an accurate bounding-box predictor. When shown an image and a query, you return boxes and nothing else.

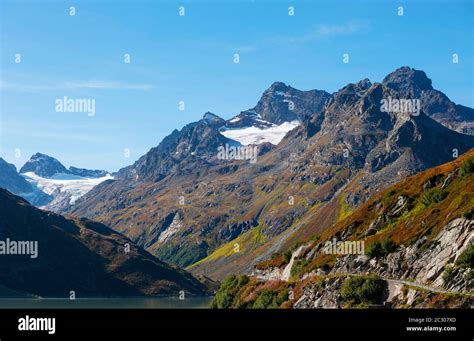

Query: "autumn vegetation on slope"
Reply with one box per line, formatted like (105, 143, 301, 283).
(211, 275, 291, 309)
(261, 149, 474, 278)
(212, 149, 474, 308)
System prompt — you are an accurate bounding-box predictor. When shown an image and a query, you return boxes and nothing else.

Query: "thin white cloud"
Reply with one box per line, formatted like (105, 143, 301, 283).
(0, 80, 154, 92)
(208, 21, 368, 54)
(269, 21, 369, 44)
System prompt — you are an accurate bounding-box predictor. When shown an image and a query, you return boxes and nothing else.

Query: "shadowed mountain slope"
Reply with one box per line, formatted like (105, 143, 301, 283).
(0, 189, 209, 297)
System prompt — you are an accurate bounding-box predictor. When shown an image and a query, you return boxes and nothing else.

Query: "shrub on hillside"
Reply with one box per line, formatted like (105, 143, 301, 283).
(366, 238, 397, 258)
(340, 275, 385, 306)
(442, 265, 455, 285)
(455, 244, 474, 269)
(210, 274, 249, 309)
(211, 275, 290, 309)
(460, 157, 474, 176)
(290, 258, 310, 278)
(421, 188, 448, 207)
(283, 250, 293, 264)
(283, 242, 305, 264)
(462, 209, 473, 220)
(251, 288, 289, 309)
(466, 269, 474, 282)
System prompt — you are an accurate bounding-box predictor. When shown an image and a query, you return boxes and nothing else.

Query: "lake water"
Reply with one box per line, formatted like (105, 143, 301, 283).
(0, 297, 213, 309)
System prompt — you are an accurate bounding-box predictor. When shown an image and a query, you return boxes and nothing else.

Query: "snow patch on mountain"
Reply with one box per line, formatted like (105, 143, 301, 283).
(220, 121, 299, 145)
(22, 172, 113, 208)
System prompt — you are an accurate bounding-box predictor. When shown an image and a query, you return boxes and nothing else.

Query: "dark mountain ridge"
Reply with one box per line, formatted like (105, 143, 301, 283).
(0, 188, 209, 297)
(0, 158, 32, 194)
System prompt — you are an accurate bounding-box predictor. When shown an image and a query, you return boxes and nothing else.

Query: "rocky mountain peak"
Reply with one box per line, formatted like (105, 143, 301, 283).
(253, 82, 332, 125)
(265, 81, 290, 93)
(354, 78, 372, 93)
(380, 66, 473, 134)
(19, 153, 109, 179)
(329, 79, 377, 112)
(202, 112, 225, 126)
(382, 66, 433, 95)
(19, 153, 69, 177)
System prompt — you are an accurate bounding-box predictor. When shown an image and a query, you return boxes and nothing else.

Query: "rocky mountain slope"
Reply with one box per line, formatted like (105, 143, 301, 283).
(116, 116, 233, 182)
(0, 158, 33, 197)
(0, 157, 51, 206)
(0, 188, 209, 297)
(66, 67, 474, 281)
(212, 150, 474, 308)
(187, 81, 473, 280)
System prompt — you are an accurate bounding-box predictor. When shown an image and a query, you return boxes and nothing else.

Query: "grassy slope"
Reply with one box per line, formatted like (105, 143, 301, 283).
(212, 149, 474, 308)
(259, 149, 474, 277)
(188, 168, 353, 280)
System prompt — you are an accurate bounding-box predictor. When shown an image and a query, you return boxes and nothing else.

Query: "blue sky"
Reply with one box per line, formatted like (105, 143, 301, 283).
(1, 0, 472, 171)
